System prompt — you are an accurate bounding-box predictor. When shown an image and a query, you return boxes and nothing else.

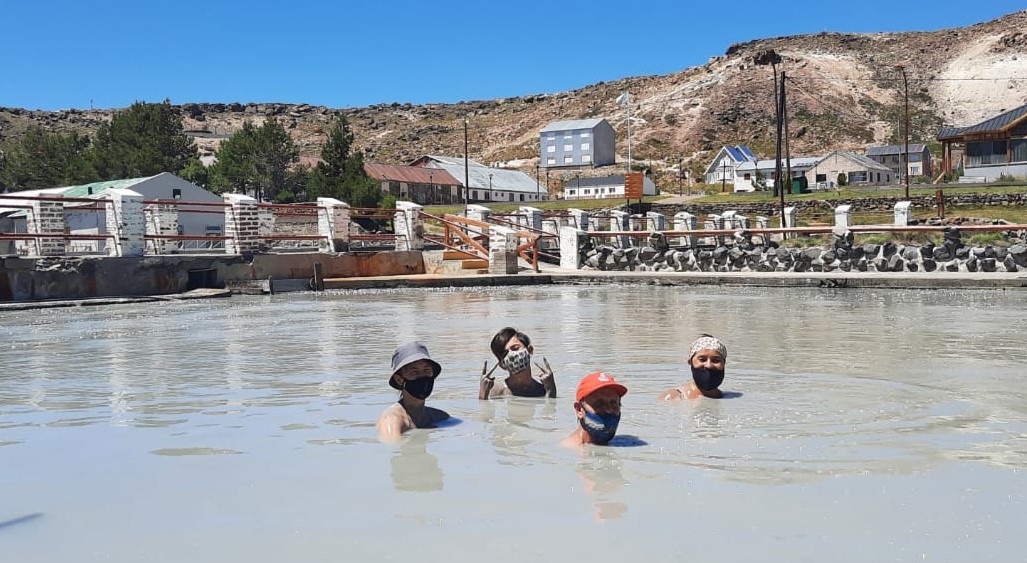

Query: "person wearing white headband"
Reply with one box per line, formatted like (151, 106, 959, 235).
(660, 334, 727, 400)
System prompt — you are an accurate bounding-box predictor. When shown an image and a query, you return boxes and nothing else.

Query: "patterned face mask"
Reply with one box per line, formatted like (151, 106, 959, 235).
(503, 347, 532, 374)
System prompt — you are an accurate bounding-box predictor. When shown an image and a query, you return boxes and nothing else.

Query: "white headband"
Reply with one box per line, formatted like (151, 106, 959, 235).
(689, 336, 727, 361)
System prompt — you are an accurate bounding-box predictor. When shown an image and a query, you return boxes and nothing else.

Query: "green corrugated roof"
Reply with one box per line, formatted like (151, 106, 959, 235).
(58, 175, 156, 197)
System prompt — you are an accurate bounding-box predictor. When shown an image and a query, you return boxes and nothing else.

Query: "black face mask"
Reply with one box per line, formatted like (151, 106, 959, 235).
(691, 366, 725, 392)
(402, 377, 435, 400)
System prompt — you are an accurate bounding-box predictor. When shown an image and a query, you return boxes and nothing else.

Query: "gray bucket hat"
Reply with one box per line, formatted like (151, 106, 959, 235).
(389, 341, 442, 390)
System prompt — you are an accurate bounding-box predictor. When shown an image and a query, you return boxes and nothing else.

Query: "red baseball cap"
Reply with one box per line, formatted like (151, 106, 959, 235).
(575, 371, 628, 402)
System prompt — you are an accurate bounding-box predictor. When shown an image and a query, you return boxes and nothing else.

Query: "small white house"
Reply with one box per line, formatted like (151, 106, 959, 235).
(561, 174, 657, 200)
(704, 145, 758, 185)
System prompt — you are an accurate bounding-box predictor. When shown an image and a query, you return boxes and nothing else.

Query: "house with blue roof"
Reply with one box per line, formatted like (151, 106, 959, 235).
(703, 145, 758, 186)
(539, 119, 615, 169)
(937, 102, 1027, 181)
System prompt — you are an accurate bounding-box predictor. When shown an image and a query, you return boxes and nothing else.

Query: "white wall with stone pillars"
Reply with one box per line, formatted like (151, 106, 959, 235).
(569, 208, 589, 231)
(27, 196, 66, 257)
(488, 225, 519, 274)
(646, 211, 666, 231)
(105, 188, 146, 257)
(673, 212, 698, 247)
(465, 204, 491, 224)
(317, 197, 351, 252)
(560, 228, 585, 269)
(705, 213, 725, 246)
(224, 193, 261, 254)
(894, 201, 912, 226)
(395, 201, 424, 251)
(835, 204, 852, 229)
(144, 203, 180, 254)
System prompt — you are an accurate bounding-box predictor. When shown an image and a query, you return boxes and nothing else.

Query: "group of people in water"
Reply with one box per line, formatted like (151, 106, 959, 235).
(376, 327, 728, 446)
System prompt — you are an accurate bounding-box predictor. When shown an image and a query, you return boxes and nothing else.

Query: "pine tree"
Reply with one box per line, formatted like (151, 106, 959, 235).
(208, 119, 298, 201)
(88, 100, 195, 180)
(0, 125, 95, 190)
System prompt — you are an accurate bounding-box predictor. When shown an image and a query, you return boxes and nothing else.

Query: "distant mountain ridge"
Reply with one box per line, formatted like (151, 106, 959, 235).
(2, 10, 1026, 190)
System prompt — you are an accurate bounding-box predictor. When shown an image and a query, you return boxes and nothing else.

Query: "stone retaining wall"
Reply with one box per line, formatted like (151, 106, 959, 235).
(579, 228, 1027, 274)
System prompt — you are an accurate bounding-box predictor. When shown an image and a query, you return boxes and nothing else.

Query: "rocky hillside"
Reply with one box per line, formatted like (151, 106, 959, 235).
(2, 10, 1026, 190)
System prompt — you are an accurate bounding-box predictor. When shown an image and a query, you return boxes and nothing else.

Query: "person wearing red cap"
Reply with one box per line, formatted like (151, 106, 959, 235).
(377, 341, 449, 441)
(563, 371, 628, 447)
(660, 334, 728, 400)
(480, 327, 556, 400)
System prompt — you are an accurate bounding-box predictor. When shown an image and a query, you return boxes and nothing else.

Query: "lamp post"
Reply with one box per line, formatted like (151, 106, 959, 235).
(536, 164, 541, 201)
(896, 64, 910, 199)
(754, 49, 786, 227)
(463, 117, 470, 206)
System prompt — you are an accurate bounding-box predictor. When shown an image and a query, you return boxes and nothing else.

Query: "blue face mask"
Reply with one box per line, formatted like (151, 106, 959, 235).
(580, 411, 620, 445)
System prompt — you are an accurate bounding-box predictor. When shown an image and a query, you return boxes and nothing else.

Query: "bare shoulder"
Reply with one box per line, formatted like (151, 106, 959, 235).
(489, 383, 510, 398)
(376, 403, 414, 440)
(659, 388, 684, 401)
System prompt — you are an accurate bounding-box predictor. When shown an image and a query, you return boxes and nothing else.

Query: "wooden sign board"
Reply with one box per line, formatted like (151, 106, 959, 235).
(624, 172, 644, 200)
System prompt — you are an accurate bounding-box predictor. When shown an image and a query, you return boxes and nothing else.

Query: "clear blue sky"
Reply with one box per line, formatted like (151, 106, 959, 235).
(4, 1, 1025, 111)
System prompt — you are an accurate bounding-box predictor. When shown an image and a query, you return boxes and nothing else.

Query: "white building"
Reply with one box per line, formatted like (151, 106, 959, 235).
(409, 155, 549, 203)
(561, 174, 657, 200)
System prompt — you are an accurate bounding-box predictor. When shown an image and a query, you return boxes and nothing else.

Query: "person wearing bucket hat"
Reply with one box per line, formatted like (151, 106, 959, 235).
(376, 341, 449, 440)
(563, 371, 628, 447)
(479, 327, 556, 400)
(660, 334, 728, 400)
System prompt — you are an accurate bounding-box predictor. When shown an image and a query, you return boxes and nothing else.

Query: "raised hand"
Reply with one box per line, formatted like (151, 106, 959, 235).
(535, 356, 557, 398)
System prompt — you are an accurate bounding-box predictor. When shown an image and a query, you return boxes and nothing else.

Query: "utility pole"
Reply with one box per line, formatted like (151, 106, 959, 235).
(536, 164, 541, 201)
(782, 70, 792, 198)
(896, 65, 910, 199)
(463, 117, 470, 206)
(721, 159, 728, 193)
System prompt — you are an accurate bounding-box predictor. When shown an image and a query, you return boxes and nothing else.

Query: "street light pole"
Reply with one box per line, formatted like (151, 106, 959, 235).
(536, 164, 541, 201)
(754, 49, 785, 226)
(896, 64, 910, 199)
(463, 117, 470, 206)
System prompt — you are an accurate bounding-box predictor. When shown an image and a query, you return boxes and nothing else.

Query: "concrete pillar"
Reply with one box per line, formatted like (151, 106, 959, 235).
(489, 225, 519, 274)
(673, 212, 698, 247)
(646, 211, 666, 231)
(519, 206, 542, 232)
(224, 193, 261, 255)
(705, 213, 725, 246)
(835, 204, 852, 229)
(465, 204, 491, 224)
(894, 201, 912, 226)
(721, 210, 738, 230)
(560, 228, 585, 269)
(569, 208, 589, 231)
(540, 211, 560, 251)
(105, 188, 146, 257)
(783, 206, 797, 240)
(144, 202, 180, 254)
(610, 210, 630, 248)
(27, 196, 66, 257)
(317, 197, 351, 252)
(756, 216, 769, 229)
(395, 201, 425, 251)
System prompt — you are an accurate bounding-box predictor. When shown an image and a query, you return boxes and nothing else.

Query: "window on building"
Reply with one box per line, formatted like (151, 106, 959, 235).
(564, 144, 573, 152)
(848, 171, 868, 183)
(472, 190, 478, 200)
(815, 174, 826, 182)
(520, 194, 524, 201)
(580, 142, 590, 151)
(564, 156, 574, 164)
(547, 145, 555, 153)
(581, 154, 592, 163)
(546, 133, 555, 139)
(967, 140, 1008, 166)
(547, 157, 556, 165)
(911, 166, 920, 175)
(1010, 139, 1027, 163)
(581, 131, 591, 138)
(568, 189, 576, 196)
(563, 131, 572, 138)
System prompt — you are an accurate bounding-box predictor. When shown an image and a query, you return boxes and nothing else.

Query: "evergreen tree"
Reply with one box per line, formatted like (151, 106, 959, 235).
(309, 115, 383, 206)
(88, 100, 195, 180)
(208, 119, 298, 201)
(0, 125, 96, 190)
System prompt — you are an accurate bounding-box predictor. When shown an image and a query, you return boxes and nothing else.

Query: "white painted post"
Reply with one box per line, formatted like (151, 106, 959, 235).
(705, 213, 725, 246)
(783, 206, 797, 240)
(756, 216, 770, 229)
(144, 203, 180, 254)
(894, 201, 912, 226)
(646, 211, 666, 231)
(673, 212, 698, 247)
(224, 193, 261, 255)
(519, 206, 542, 231)
(489, 225, 518, 274)
(569, 208, 590, 231)
(27, 195, 66, 257)
(465, 204, 491, 224)
(721, 210, 738, 230)
(317, 197, 351, 252)
(105, 188, 146, 257)
(560, 228, 585, 269)
(395, 201, 424, 251)
(835, 204, 852, 229)
(610, 209, 631, 248)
